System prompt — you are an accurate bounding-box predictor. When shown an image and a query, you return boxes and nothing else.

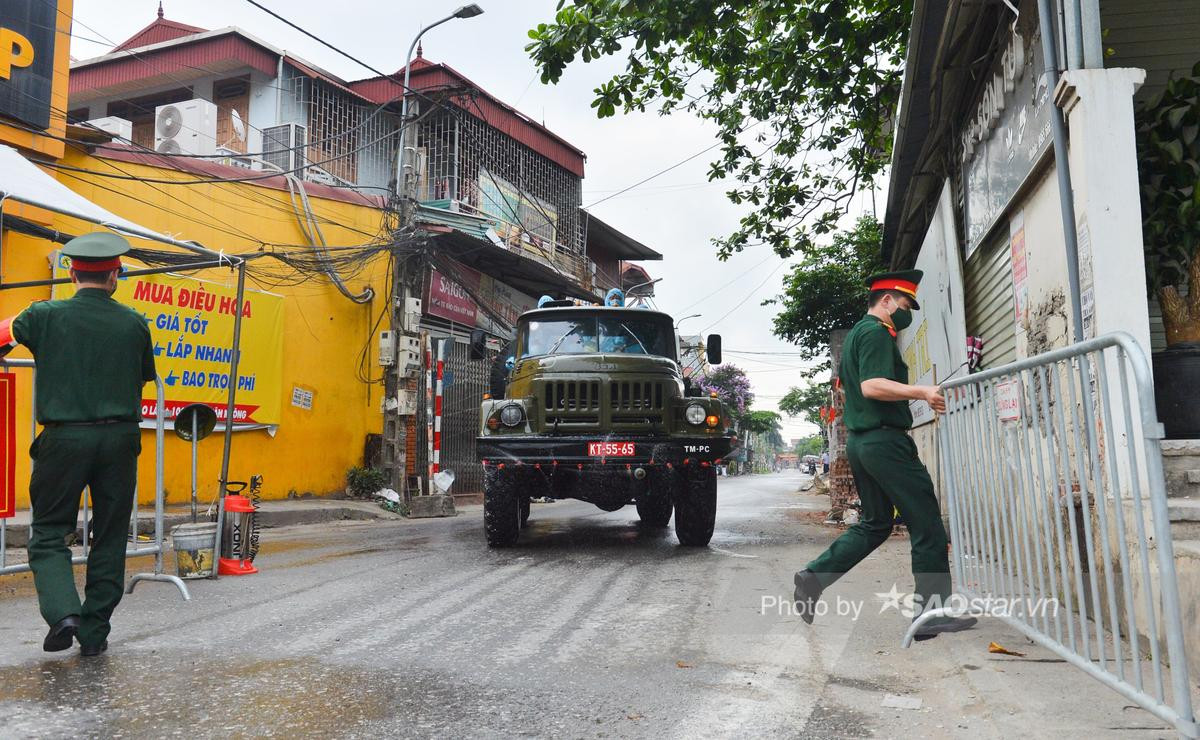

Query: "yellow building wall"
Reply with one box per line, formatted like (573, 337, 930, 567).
(1, 149, 390, 507)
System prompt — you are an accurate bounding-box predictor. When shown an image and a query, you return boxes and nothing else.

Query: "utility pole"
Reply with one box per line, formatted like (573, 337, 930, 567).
(384, 5, 484, 513)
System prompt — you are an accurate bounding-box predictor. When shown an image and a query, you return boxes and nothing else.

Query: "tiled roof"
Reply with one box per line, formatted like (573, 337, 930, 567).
(114, 16, 208, 52)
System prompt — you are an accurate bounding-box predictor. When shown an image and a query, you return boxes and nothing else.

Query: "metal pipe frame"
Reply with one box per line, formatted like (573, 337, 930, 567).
(901, 332, 1196, 738)
(210, 261, 249, 579)
(0, 258, 254, 291)
(1036, 0, 1087, 343)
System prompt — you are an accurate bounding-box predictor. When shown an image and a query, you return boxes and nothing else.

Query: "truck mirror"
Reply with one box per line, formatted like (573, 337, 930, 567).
(469, 329, 488, 361)
(706, 334, 722, 365)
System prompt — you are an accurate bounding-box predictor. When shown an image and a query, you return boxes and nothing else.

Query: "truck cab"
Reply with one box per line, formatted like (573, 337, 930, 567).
(474, 304, 733, 547)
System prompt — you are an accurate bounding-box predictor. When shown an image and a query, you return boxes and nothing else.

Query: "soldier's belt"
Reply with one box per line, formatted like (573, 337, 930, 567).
(42, 418, 132, 427)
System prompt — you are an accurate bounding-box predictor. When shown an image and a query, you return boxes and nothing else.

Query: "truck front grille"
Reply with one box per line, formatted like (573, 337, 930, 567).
(538, 379, 672, 430)
(610, 381, 665, 412)
(544, 380, 602, 413)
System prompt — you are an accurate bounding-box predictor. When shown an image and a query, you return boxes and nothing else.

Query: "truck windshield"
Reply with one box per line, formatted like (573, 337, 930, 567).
(519, 315, 676, 360)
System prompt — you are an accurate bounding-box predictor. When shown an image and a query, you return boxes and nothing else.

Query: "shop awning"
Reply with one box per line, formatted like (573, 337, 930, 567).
(0, 144, 221, 260)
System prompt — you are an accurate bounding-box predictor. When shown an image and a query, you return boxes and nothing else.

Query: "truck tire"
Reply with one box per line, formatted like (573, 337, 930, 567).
(636, 493, 672, 527)
(484, 466, 521, 547)
(520, 495, 531, 528)
(673, 466, 717, 546)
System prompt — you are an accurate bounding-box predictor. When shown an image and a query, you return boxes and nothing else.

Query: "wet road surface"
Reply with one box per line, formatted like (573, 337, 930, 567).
(0, 472, 1171, 738)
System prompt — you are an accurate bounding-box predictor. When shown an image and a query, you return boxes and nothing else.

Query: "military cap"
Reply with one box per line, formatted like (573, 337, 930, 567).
(866, 269, 923, 310)
(63, 231, 130, 272)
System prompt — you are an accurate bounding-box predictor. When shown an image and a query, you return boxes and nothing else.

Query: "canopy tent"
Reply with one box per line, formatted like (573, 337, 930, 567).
(0, 144, 224, 262)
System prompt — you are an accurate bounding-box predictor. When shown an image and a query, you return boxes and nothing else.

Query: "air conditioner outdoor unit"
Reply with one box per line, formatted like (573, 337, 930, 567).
(84, 116, 133, 142)
(214, 147, 255, 170)
(154, 99, 218, 155)
(303, 166, 338, 186)
(262, 123, 307, 174)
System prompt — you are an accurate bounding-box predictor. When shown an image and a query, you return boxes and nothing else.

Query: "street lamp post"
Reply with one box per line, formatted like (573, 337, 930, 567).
(394, 4, 484, 205)
(387, 4, 483, 504)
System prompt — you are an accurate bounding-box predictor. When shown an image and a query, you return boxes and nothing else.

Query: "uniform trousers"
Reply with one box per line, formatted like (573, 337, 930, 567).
(27, 423, 141, 647)
(806, 427, 951, 611)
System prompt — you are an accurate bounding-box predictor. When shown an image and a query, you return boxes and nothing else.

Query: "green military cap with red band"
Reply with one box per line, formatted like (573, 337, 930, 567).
(865, 269, 923, 310)
(62, 231, 130, 273)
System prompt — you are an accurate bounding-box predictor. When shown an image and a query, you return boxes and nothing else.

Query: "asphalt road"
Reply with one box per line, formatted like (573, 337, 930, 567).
(0, 471, 1172, 738)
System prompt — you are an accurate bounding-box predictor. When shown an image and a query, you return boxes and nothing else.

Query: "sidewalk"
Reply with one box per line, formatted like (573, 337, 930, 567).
(1, 497, 405, 548)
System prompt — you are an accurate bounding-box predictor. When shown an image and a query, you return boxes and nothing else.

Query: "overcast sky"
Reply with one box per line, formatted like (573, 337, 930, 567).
(68, 0, 882, 441)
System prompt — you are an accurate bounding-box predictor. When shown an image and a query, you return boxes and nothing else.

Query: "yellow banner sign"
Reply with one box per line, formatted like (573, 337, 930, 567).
(53, 254, 284, 425)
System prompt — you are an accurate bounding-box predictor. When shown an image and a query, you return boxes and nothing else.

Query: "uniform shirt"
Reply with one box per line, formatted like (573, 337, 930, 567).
(13, 288, 155, 423)
(838, 314, 913, 432)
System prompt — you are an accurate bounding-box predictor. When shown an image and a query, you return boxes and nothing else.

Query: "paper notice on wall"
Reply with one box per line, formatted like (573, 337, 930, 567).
(1010, 211, 1029, 328)
(1077, 216, 1096, 339)
(996, 379, 1022, 422)
(291, 386, 314, 410)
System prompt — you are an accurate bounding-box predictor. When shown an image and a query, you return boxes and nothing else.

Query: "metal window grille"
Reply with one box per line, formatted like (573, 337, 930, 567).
(415, 106, 587, 285)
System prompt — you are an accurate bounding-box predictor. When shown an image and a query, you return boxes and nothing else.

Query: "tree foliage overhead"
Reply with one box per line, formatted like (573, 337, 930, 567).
(794, 434, 825, 456)
(528, 1, 913, 258)
(769, 215, 886, 365)
(742, 409, 785, 450)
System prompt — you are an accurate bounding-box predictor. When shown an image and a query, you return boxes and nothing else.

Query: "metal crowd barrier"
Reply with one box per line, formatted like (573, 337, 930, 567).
(902, 332, 1196, 737)
(0, 359, 190, 600)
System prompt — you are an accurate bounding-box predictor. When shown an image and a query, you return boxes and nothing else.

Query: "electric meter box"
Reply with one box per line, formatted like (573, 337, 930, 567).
(378, 331, 395, 366)
(396, 390, 417, 415)
(401, 297, 423, 332)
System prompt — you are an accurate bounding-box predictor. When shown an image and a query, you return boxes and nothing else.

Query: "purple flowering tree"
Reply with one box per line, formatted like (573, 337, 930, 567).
(695, 364, 754, 417)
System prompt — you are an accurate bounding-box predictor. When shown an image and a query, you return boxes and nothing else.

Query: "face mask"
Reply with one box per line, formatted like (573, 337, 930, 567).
(890, 305, 913, 332)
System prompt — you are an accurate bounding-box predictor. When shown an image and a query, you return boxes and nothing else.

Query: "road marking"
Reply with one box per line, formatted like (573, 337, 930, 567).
(710, 546, 757, 559)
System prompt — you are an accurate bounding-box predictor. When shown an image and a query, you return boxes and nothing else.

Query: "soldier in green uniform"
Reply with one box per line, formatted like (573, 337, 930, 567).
(793, 270, 976, 640)
(0, 232, 155, 657)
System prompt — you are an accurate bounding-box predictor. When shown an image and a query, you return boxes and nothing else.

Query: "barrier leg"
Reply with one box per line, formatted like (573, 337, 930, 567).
(125, 377, 189, 600)
(127, 571, 191, 600)
(900, 603, 962, 648)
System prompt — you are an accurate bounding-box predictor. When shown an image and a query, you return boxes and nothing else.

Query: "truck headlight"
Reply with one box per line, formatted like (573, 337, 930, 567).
(685, 403, 707, 425)
(499, 404, 525, 428)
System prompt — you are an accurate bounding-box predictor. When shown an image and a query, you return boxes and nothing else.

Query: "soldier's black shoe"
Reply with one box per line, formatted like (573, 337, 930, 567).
(912, 616, 978, 641)
(43, 615, 80, 652)
(80, 641, 108, 657)
(792, 569, 823, 625)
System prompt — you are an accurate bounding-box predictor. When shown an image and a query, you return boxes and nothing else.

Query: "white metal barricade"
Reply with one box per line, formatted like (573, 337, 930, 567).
(903, 332, 1195, 737)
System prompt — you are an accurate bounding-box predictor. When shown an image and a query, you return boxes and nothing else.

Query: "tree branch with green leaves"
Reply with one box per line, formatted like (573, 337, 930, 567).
(769, 215, 886, 366)
(528, 0, 913, 259)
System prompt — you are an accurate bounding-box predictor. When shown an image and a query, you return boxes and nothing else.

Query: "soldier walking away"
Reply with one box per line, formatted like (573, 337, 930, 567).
(792, 270, 976, 640)
(0, 232, 156, 657)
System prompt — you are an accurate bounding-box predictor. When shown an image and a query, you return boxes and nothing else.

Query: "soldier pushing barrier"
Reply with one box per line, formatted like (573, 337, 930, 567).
(0, 232, 156, 657)
(793, 270, 977, 640)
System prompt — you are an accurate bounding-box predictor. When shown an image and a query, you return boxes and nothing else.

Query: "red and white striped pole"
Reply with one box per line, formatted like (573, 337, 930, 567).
(432, 340, 444, 476)
(425, 335, 434, 488)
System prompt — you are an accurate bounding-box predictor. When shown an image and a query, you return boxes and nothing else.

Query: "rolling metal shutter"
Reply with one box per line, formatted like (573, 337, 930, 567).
(965, 234, 1017, 369)
(1101, 0, 1200, 102)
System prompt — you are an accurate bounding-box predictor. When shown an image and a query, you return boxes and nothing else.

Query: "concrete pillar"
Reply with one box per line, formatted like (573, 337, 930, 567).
(1054, 68, 1150, 351)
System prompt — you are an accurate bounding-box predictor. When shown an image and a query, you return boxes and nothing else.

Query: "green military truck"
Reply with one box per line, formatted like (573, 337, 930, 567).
(473, 302, 733, 548)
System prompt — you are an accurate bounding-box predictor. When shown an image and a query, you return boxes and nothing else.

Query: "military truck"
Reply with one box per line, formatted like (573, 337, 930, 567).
(473, 302, 734, 548)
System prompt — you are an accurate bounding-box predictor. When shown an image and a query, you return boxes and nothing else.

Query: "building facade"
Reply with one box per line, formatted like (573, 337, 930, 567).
(0, 3, 661, 508)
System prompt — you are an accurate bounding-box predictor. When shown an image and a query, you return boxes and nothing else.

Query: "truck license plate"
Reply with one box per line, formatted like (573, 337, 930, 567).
(588, 441, 635, 457)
